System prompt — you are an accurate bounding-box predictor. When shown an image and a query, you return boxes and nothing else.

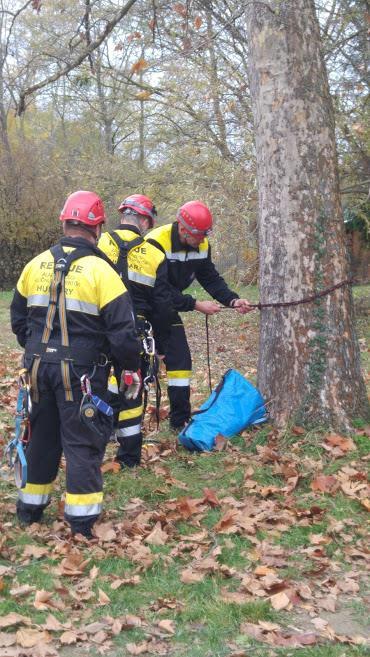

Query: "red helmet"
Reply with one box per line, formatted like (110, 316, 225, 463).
(177, 200, 213, 236)
(60, 191, 106, 226)
(118, 194, 157, 227)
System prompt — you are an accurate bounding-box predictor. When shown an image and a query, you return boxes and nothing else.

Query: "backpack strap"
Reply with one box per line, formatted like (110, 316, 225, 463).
(108, 231, 144, 291)
(30, 243, 101, 403)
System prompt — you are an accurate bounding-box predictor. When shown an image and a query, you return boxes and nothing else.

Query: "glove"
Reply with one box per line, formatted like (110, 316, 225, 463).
(120, 370, 142, 400)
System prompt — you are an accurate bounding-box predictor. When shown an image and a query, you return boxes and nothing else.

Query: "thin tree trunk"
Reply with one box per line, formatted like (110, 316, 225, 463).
(138, 67, 145, 169)
(246, 0, 369, 429)
(205, 11, 232, 160)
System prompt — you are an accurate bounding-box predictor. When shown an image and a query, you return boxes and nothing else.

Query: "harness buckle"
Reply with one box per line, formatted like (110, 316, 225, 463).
(54, 257, 68, 271)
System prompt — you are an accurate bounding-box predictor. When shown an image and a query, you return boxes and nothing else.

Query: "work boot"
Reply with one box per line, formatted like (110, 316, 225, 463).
(16, 500, 44, 526)
(69, 518, 95, 539)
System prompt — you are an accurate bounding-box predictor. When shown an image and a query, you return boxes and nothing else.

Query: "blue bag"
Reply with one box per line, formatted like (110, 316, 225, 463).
(178, 369, 267, 452)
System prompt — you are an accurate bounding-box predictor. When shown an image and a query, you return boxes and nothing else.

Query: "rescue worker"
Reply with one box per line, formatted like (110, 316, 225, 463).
(98, 194, 173, 467)
(145, 200, 252, 431)
(10, 190, 141, 538)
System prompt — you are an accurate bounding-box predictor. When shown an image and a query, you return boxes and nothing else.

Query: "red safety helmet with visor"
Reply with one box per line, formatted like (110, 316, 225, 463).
(177, 200, 213, 236)
(118, 194, 157, 227)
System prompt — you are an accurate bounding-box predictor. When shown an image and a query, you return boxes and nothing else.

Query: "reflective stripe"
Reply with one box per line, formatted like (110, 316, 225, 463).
(128, 271, 156, 287)
(165, 250, 208, 261)
(27, 295, 99, 315)
(65, 492, 103, 517)
(19, 482, 53, 506)
(65, 298, 99, 315)
(64, 503, 102, 517)
(27, 294, 49, 307)
(167, 370, 192, 378)
(167, 378, 190, 387)
(19, 491, 51, 505)
(116, 423, 141, 437)
(118, 405, 143, 422)
(186, 251, 208, 260)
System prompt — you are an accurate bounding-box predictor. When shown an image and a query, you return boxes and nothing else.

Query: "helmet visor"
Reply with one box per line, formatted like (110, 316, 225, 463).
(120, 199, 157, 222)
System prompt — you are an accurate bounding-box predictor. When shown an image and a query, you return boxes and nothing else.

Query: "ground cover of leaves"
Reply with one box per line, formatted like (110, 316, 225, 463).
(0, 289, 369, 657)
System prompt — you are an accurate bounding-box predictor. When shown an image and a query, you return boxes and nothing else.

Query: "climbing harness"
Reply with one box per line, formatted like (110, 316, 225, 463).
(27, 242, 110, 403)
(5, 369, 31, 488)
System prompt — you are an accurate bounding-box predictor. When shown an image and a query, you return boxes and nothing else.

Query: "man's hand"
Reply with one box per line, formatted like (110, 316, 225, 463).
(195, 300, 221, 315)
(230, 299, 253, 314)
(120, 370, 142, 399)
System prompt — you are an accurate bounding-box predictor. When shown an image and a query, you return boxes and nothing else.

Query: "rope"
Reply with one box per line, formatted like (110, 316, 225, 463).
(204, 278, 352, 393)
(249, 278, 352, 310)
(205, 315, 213, 394)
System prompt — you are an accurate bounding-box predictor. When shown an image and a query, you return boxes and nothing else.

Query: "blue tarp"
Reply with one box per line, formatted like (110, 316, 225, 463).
(178, 369, 267, 452)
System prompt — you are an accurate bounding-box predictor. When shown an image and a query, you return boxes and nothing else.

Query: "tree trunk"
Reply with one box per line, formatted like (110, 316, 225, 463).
(245, 0, 369, 429)
(205, 11, 232, 160)
(138, 67, 145, 169)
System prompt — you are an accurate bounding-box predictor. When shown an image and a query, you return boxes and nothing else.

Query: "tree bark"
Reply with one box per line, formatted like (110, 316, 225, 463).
(245, 0, 369, 429)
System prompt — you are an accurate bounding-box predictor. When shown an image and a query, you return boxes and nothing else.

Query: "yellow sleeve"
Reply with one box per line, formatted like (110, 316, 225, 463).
(16, 260, 35, 298)
(94, 259, 129, 310)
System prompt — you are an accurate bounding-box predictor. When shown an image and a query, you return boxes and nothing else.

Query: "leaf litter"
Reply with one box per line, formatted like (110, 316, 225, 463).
(0, 314, 369, 654)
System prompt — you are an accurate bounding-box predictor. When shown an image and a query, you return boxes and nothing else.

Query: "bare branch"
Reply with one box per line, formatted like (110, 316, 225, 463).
(16, 0, 138, 115)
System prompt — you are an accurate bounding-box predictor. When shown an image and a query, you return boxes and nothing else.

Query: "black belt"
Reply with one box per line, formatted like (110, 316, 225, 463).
(25, 341, 109, 366)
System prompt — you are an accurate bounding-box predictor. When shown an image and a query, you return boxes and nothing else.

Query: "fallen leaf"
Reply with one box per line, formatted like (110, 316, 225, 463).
(270, 591, 290, 610)
(111, 575, 141, 589)
(94, 522, 117, 541)
(214, 434, 227, 451)
(22, 545, 49, 559)
(221, 590, 250, 605)
(0, 613, 31, 629)
(16, 628, 51, 648)
(311, 475, 339, 493)
(9, 584, 35, 598)
(213, 509, 239, 534)
(202, 487, 221, 507)
(126, 641, 149, 654)
(60, 630, 78, 644)
(144, 522, 168, 545)
(98, 588, 110, 605)
(0, 632, 16, 647)
(324, 434, 356, 452)
(180, 569, 204, 584)
(157, 619, 175, 634)
(101, 460, 121, 474)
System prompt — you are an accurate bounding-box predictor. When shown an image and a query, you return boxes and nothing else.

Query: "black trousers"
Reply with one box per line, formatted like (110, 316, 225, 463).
(17, 361, 111, 536)
(161, 315, 192, 429)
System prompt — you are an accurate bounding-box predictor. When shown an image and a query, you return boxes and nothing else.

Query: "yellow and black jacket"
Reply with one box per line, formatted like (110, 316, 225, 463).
(10, 236, 141, 372)
(98, 224, 173, 332)
(145, 223, 238, 312)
